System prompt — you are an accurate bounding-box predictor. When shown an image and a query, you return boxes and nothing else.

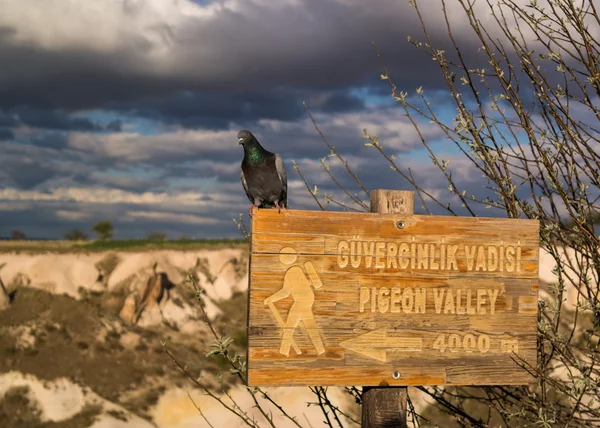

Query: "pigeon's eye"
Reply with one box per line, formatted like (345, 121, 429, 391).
(245, 132, 249, 137)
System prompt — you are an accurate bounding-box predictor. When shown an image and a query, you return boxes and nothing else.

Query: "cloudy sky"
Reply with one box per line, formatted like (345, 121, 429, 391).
(0, 0, 516, 239)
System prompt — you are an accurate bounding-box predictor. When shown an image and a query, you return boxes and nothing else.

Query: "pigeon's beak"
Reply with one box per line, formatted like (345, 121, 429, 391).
(238, 138, 244, 145)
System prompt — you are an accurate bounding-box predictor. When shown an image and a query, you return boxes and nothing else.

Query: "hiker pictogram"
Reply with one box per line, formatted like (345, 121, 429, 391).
(263, 247, 325, 356)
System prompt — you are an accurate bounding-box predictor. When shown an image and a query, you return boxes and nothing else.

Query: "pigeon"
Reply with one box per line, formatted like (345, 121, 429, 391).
(238, 130, 287, 217)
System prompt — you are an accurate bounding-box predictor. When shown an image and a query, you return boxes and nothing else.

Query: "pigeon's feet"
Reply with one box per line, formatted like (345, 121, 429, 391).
(248, 204, 259, 217)
(274, 201, 287, 214)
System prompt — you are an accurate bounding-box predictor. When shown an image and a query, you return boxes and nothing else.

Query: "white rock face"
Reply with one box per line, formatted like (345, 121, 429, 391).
(0, 254, 38, 285)
(0, 249, 249, 317)
(0, 371, 85, 422)
(119, 291, 138, 324)
(0, 252, 105, 298)
(0, 371, 153, 426)
(538, 246, 599, 310)
(108, 252, 183, 290)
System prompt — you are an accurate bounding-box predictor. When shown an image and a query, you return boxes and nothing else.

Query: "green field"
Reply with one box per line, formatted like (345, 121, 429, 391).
(0, 238, 248, 254)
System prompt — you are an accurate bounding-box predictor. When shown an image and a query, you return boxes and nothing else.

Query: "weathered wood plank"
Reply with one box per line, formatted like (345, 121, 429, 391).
(248, 363, 535, 386)
(246, 194, 539, 388)
(251, 210, 539, 244)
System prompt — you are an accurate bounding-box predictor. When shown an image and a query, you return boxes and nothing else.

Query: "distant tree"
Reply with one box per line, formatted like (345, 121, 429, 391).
(147, 231, 167, 241)
(178, 234, 190, 241)
(10, 230, 26, 240)
(92, 220, 113, 240)
(64, 229, 88, 241)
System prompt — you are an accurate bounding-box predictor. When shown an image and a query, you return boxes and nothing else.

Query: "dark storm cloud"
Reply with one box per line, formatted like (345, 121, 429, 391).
(0, 112, 18, 127)
(0, 128, 14, 140)
(0, 138, 92, 190)
(0, 154, 61, 189)
(0, 106, 125, 136)
(0, 0, 484, 113)
(311, 91, 366, 113)
(13, 107, 103, 131)
(106, 120, 123, 132)
(122, 90, 305, 129)
(0, 39, 177, 110)
(28, 132, 70, 149)
(116, 88, 365, 129)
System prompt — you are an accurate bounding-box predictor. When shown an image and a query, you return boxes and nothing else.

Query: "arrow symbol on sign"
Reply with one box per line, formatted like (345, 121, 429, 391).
(340, 328, 423, 362)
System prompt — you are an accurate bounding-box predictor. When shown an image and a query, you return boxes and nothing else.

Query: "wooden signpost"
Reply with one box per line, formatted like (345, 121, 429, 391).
(246, 190, 539, 427)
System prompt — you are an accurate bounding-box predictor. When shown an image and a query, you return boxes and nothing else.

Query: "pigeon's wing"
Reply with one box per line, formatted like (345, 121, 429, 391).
(240, 164, 254, 203)
(274, 154, 288, 207)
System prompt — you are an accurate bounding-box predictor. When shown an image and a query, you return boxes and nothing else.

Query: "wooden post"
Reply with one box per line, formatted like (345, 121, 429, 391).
(362, 387, 407, 428)
(362, 189, 413, 428)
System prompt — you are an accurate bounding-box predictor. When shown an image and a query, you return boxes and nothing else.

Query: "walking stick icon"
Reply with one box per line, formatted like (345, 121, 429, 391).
(267, 301, 301, 355)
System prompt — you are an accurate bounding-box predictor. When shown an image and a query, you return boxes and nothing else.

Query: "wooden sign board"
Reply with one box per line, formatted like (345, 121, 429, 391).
(247, 209, 539, 387)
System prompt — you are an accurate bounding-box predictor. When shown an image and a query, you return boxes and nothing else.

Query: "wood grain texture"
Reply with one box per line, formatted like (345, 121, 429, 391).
(247, 195, 540, 387)
(362, 386, 407, 428)
(370, 189, 414, 215)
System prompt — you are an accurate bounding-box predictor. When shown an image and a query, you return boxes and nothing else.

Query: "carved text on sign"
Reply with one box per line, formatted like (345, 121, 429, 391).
(337, 237, 522, 273)
(359, 287, 500, 315)
(432, 333, 491, 353)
